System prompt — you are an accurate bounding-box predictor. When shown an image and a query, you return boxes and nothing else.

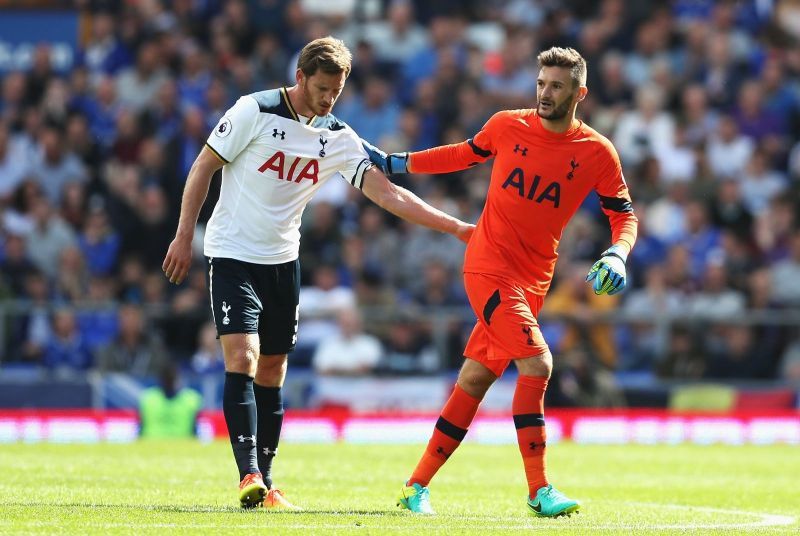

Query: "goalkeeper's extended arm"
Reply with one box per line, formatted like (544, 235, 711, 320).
(362, 139, 491, 176)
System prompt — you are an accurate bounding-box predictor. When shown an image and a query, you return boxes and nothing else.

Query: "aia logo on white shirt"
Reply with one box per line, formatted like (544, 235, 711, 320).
(257, 151, 320, 184)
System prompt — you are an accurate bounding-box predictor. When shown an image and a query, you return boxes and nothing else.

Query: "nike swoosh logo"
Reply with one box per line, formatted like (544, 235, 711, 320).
(531, 500, 542, 513)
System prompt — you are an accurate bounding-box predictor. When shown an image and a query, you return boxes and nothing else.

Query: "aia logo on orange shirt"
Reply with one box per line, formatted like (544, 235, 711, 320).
(567, 158, 579, 180)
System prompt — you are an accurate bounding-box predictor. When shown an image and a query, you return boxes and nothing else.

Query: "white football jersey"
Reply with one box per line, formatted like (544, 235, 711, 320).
(204, 88, 373, 264)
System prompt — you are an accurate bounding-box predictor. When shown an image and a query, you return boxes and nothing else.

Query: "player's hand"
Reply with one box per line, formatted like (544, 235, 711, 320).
(585, 245, 627, 295)
(162, 235, 193, 285)
(455, 222, 475, 244)
(361, 139, 409, 175)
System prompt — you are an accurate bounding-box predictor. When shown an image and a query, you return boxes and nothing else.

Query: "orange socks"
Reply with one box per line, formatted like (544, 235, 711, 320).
(408, 384, 481, 487)
(513, 375, 549, 497)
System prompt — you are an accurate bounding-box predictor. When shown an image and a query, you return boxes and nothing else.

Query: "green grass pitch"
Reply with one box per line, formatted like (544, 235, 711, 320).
(1, 441, 797, 534)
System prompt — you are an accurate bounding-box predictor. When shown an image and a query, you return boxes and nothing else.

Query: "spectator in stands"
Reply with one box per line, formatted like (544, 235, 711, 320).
(481, 31, 538, 109)
(115, 41, 169, 112)
(706, 114, 754, 179)
(613, 84, 675, 168)
(732, 80, 786, 146)
(78, 200, 121, 276)
(688, 258, 747, 318)
(739, 148, 788, 217)
(1, 71, 27, 129)
(25, 195, 77, 279)
(770, 230, 800, 307)
(80, 10, 132, 79)
(620, 265, 683, 371)
(60, 182, 88, 232)
(29, 123, 88, 205)
(0, 233, 35, 296)
(24, 44, 55, 108)
(363, 0, 429, 65)
(679, 84, 718, 146)
(379, 313, 439, 374)
(296, 264, 356, 364)
(6, 270, 50, 363)
(53, 245, 89, 302)
(779, 338, 800, 384)
(312, 307, 382, 376)
(543, 262, 620, 369)
(96, 303, 169, 377)
(708, 177, 753, 240)
(683, 199, 721, 280)
(191, 321, 225, 375)
(704, 324, 771, 379)
(298, 202, 343, 280)
(549, 348, 624, 408)
(77, 275, 119, 353)
(0, 122, 29, 199)
(335, 75, 400, 145)
(43, 308, 93, 373)
(656, 325, 705, 379)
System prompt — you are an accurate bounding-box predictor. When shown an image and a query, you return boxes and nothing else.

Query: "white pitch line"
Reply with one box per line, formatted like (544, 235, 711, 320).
(0, 502, 795, 532)
(610, 501, 797, 530)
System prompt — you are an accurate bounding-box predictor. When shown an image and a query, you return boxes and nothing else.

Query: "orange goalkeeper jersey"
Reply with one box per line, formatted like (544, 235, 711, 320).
(409, 109, 638, 295)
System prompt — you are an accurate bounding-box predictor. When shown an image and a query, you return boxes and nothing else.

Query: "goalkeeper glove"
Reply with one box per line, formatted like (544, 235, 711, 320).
(361, 139, 409, 175)
(585, 245, 628, 295)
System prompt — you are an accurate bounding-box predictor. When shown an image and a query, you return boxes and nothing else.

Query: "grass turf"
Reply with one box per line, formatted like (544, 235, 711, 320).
(0, 441, 797, 534)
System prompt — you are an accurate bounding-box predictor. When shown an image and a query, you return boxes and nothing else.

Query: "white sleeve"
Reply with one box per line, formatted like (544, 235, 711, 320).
(206, 96, 260, 163)
(338, 127, 375, 190)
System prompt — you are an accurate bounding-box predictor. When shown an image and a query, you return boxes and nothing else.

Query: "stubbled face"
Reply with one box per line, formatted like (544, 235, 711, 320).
(299, 70, 347, 116)
(536, 66, 578, 120)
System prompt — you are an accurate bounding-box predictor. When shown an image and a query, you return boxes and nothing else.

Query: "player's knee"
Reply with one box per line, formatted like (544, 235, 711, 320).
(221, 336, 260, 375)
(255, 354, 287, 386)
(514, 349, 553, 377)
(458, 369, 496, 398)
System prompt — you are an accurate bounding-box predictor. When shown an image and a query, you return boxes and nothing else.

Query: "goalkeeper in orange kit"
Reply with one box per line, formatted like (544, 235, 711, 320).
(364, 47, 638, 517)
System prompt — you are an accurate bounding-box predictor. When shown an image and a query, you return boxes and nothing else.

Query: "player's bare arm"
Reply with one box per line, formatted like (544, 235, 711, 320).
(162, 145, 225, 284)
(360, 166, 474, 243)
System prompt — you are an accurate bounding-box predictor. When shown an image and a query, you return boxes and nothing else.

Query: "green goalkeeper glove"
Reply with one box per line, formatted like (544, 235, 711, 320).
(586, 245, 628, 295)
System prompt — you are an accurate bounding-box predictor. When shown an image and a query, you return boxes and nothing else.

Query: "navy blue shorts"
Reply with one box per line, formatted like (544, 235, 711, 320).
(206, 257, 300, 355)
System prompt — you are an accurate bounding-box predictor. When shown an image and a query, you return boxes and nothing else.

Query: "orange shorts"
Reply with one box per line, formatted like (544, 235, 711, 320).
(463, 272, 549, 377)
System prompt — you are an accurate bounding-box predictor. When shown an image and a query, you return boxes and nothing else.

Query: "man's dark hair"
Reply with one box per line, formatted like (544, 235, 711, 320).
(537, 47, 587, 88)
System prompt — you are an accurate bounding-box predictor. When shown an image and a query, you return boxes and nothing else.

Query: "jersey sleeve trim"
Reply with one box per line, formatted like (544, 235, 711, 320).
(598, 195, 633, 213)
(468, 138, 492, 158)
(205, 142, 229, 164)
(350, 159, 373, 189)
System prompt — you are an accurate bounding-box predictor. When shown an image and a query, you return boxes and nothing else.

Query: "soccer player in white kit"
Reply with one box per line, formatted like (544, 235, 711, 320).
(162, 37, 473, 509)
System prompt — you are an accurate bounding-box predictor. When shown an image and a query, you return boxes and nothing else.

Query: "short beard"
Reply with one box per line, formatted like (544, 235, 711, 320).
(538, 94, 573, 120)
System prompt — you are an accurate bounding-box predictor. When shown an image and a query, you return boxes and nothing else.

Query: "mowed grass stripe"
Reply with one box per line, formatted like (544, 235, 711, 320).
(0, 442, 797, 534)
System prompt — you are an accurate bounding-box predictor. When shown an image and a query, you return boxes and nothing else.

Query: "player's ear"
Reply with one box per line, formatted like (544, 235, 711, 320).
(576, 86, 588, 102)
(295, 68, 305, 86)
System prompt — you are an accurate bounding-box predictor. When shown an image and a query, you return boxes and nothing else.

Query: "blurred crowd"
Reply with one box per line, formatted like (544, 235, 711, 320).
(1, 0, 800, 390)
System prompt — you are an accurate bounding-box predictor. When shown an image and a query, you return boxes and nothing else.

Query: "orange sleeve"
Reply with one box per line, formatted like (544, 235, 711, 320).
(595, 144, 638, 252)
(407, 113, 502, 174)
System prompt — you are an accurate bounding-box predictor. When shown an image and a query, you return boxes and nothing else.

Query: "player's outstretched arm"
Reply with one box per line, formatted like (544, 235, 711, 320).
(162, 145, 224, 284)
(362, 138, 492, 176)
(361, 167, 474, 243)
